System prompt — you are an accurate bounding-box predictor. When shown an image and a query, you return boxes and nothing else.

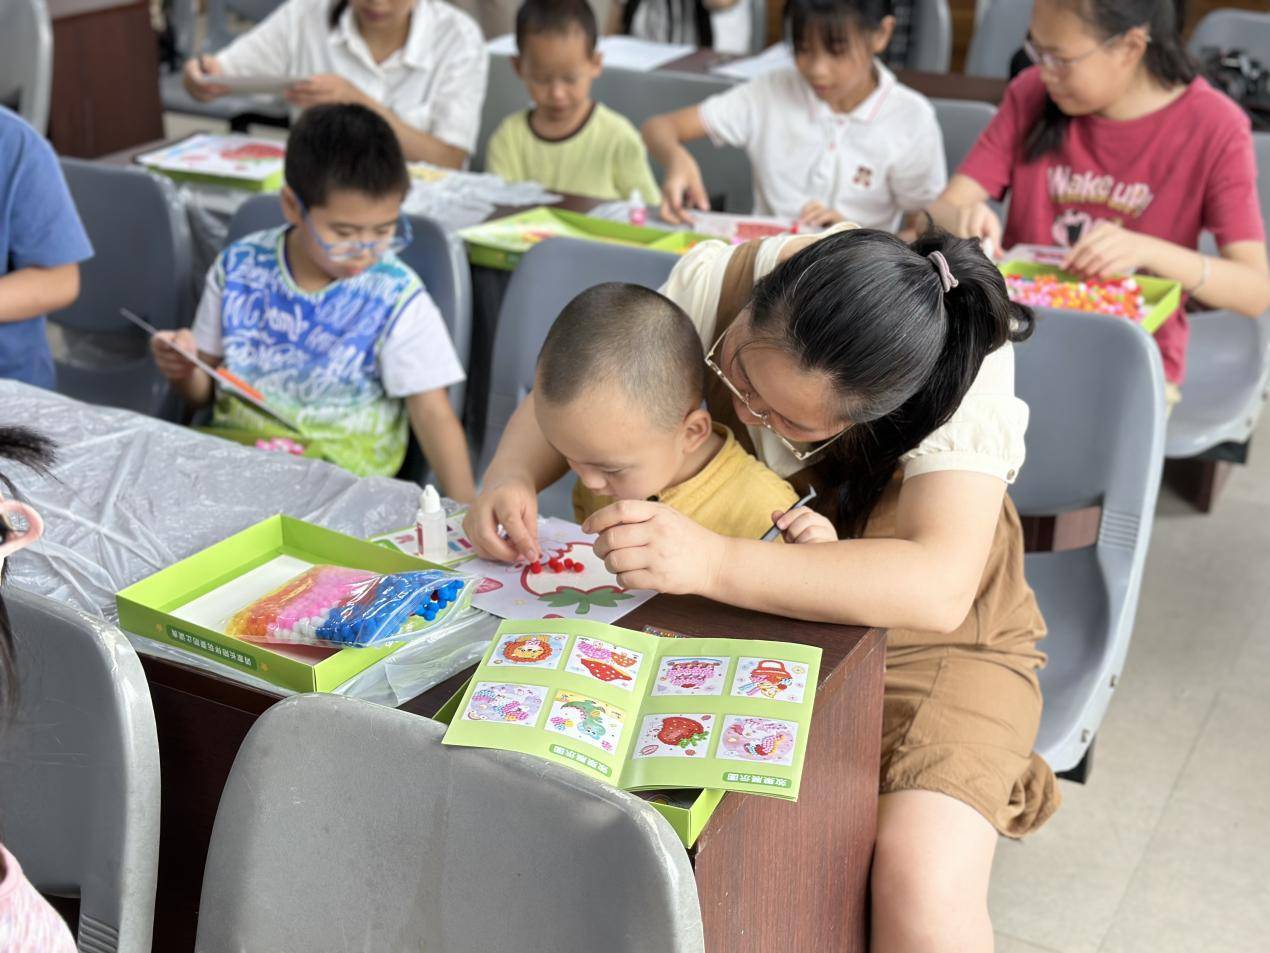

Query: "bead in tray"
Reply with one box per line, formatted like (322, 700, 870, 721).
(1004, 273, 1147, 322)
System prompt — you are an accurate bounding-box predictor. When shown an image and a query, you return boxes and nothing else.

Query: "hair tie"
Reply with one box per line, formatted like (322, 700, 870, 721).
(928, 251, 959, 294)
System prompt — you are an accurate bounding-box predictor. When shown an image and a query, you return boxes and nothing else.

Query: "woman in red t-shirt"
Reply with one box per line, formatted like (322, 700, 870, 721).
(931, 0, 1269, 393)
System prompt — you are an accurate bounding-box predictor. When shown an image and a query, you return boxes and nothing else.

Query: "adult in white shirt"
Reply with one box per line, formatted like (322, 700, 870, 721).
(465, 224, 1059, 951)
(644, 0, 945, 230)
(183, 0, 489, 167)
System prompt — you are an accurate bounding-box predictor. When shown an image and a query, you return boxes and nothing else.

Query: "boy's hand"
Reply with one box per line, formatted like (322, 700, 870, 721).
(183, 56, 230, 102)
(798, 201, 845, 229)
(286, 74, 366, 109)
(773, 506, 837, 545)
(659, 152, 710, 225)
(585, 500, 725, 595)
(463, 475, 541, 564)
(151, 330, 199, 382)
(951, 201, 1002, 256)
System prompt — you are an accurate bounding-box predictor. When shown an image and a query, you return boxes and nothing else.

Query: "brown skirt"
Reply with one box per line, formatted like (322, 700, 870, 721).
(867, 479, 1061, 837)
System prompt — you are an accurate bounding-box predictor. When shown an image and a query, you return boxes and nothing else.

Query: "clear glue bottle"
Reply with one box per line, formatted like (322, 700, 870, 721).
(415, 484, 448, 563)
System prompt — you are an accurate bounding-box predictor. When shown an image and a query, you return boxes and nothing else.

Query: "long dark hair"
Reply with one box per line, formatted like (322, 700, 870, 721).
(1024, 0, 1195, 161)
(0, 427, 56, 712)
(747, 227, 1034, 537)
(786, 0, 893, 56)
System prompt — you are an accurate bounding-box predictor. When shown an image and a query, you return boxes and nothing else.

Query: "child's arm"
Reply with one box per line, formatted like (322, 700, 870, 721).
(1065, 226, 1270, 319)
(150, 329, 217, 408)
(406, 389, 477, 503)
(0, 263, 80, 323)
(928, 175, 1003, 253)
(642, 107, 711, 224)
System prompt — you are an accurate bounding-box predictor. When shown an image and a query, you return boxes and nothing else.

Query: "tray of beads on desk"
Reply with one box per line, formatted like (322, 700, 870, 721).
(998, 260, 1183, 334)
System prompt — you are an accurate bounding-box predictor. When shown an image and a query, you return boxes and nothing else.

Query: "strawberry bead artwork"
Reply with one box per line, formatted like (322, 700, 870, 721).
(633, 713, 714, 759)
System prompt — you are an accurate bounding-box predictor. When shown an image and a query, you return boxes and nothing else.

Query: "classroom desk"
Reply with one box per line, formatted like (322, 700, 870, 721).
(141, 596, 884, 952)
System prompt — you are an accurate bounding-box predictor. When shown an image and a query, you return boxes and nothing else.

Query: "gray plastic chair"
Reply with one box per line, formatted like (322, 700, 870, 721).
(225, 194, 474, 417)
(1011, 313, 1166, 776)
(1166, 132, 1270, 461)
(475, 54, 755, 213)
(907, 0, 952, 73)
(1187, 8, 1270, 62)
(480, 237, 678, 519)
(160, 0, 291, 131)
(933, 97, 995, 176)
(965, 0, 1033, 79)
(0, 0, 53, 133)
(0, 587, 161, 953)
(195, 693, 704, 953)
(52, 159, 193, 417)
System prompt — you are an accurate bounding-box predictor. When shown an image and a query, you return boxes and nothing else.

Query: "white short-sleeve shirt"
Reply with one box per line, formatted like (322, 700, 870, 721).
(698, 61, 947, 231)
(659, 229, 1028, 483)
(215, 0, 489, 154)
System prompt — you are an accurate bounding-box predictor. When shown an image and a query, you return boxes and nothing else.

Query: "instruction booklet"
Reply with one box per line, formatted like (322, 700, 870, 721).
(443, 619, 821, 799)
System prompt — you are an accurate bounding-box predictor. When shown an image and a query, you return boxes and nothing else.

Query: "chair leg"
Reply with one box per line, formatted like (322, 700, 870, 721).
(1164, 458, 1235, 513)
(1056, 737, 1095, 784)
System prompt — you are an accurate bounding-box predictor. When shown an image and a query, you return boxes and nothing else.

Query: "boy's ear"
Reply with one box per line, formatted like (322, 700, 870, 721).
(591, 50, 604, 73)
(511, 55, 524, 77)
(871, 15, 896, 55)
(680, 408, 714, 450)
(280, 186, 303, 226)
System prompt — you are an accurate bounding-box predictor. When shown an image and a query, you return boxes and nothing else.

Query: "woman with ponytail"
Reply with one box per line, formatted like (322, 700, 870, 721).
(931, 0, 1269, 402)
(182, 0, 487, 167)
(467, 222, 1053, 949)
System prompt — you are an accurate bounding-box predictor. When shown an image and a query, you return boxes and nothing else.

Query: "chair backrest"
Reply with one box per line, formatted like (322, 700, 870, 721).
(1011, 312, 1165, 767)
(225, 195, 473, 415)
(479, 238, 678, 517)
(932, 97, 996, 176)
(907, 0, 952, 72)
(51, 159, 194, 415)
(1187, 8, 1270, 63)
(196, 693, 704, 953)
(0, 0, 53, 133)
(965, 0, 1033, 79)
(0, 587, 161, 953)
(475, 55, 755, 212)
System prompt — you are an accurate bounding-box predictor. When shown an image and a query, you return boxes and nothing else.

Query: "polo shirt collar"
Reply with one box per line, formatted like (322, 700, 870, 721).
(808, 58, 897, 125)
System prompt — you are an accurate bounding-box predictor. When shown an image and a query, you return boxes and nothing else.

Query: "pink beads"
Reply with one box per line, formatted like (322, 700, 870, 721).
(1005, 274, 1146, 322)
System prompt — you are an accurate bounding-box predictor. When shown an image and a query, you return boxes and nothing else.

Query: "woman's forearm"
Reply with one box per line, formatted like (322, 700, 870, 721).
(361, 98, 467, 168)
(481, 394, 570, 491)
(1146, 238, 1270, 317)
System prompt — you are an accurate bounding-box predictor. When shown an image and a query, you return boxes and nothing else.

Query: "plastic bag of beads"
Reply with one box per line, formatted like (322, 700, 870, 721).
(225, 564, 474, 648)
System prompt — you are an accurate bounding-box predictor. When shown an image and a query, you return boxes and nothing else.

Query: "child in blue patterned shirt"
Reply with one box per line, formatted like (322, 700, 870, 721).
(152, 104, 476, 499)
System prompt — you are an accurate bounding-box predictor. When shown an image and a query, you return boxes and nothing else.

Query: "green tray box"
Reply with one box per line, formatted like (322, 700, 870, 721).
(458, 206, 713, 271)
(115, 516, 470, 693)
(433, 687, 724, 848)
(999, 260, 1183, 334)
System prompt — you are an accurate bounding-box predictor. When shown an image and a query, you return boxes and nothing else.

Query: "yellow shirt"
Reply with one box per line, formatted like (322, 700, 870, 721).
(572, 425, 800, 539)
(486, 102, 661, 205)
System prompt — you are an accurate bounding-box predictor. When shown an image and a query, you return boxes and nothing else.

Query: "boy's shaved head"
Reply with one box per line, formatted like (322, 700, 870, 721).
(536, 283, 707, 431)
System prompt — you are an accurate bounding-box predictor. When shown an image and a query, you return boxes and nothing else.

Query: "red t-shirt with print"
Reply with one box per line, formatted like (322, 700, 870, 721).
(959, 67, 1264, 383)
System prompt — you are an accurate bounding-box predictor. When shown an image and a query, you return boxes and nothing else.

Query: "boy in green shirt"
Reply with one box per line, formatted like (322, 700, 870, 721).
(487, 0, 660, 204)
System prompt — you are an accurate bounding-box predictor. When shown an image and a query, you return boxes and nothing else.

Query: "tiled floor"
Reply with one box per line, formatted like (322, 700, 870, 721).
(990, 412, 1270, 952)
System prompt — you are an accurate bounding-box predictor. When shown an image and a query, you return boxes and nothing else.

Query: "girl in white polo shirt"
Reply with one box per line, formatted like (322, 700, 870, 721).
(183, 0, 488, 168)
(643, 0, 946, 230)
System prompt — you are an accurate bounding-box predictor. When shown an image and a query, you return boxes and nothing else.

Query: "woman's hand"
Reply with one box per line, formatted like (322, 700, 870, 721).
(798, 201, 845, 230)
(462, 474, 541, 564)
(773, 506, 838, 544)
(183, 56, 230, 102)
(1063, 221, 1157, 279)
(659, 151, 710, 225)
(285, 74, 368, 109)
(584, 500, 726, 594)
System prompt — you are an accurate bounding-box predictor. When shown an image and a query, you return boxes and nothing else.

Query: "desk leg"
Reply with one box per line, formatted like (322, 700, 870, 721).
(691, 631, 885, 953)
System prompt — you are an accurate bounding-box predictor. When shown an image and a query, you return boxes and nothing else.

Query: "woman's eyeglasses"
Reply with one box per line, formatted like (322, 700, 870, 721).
(704, 327, 849, 463)
(1023, 33, 1122, 73)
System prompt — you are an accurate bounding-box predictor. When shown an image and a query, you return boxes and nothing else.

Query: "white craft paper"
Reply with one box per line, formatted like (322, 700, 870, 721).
(709, 42, 794, 81)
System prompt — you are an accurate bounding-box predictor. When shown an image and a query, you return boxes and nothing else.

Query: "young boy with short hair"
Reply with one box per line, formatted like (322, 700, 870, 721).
(535, 282, 798, 538)
(487, 0, 660, 205)
(152, 104, 475, 499)
(0, 107, 93, 389)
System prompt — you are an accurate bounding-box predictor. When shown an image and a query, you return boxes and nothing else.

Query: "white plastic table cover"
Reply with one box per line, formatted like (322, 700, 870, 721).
(1, 380, 497, 707)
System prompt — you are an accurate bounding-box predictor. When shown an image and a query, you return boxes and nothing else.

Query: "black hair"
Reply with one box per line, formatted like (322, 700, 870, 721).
(786, 0, 893, 57)
(537, 283, 706, 431)
(516, 0, 599, 55)
(747, 226, 1034, 537)
(329, 0, 348, 29)
(1024, 0, 1195, 161)
(284, 104, 410, 210)
(0, 427, 56, 713)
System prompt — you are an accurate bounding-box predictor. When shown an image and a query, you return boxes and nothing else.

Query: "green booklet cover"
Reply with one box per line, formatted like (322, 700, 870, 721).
(443, 619, 821, 799)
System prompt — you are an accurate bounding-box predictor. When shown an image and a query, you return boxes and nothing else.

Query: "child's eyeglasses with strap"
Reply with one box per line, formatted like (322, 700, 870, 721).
(704, 326, 849, 463)
(296, 200, 413, 263)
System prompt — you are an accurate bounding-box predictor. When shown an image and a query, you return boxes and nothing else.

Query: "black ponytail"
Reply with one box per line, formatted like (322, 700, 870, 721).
(329, 0, 348, 29)
(748, 227, 1034, 537)
(0, 426, 56, 714)
(1024, 0, 1196, 161)
(786, 0, 893, 56)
